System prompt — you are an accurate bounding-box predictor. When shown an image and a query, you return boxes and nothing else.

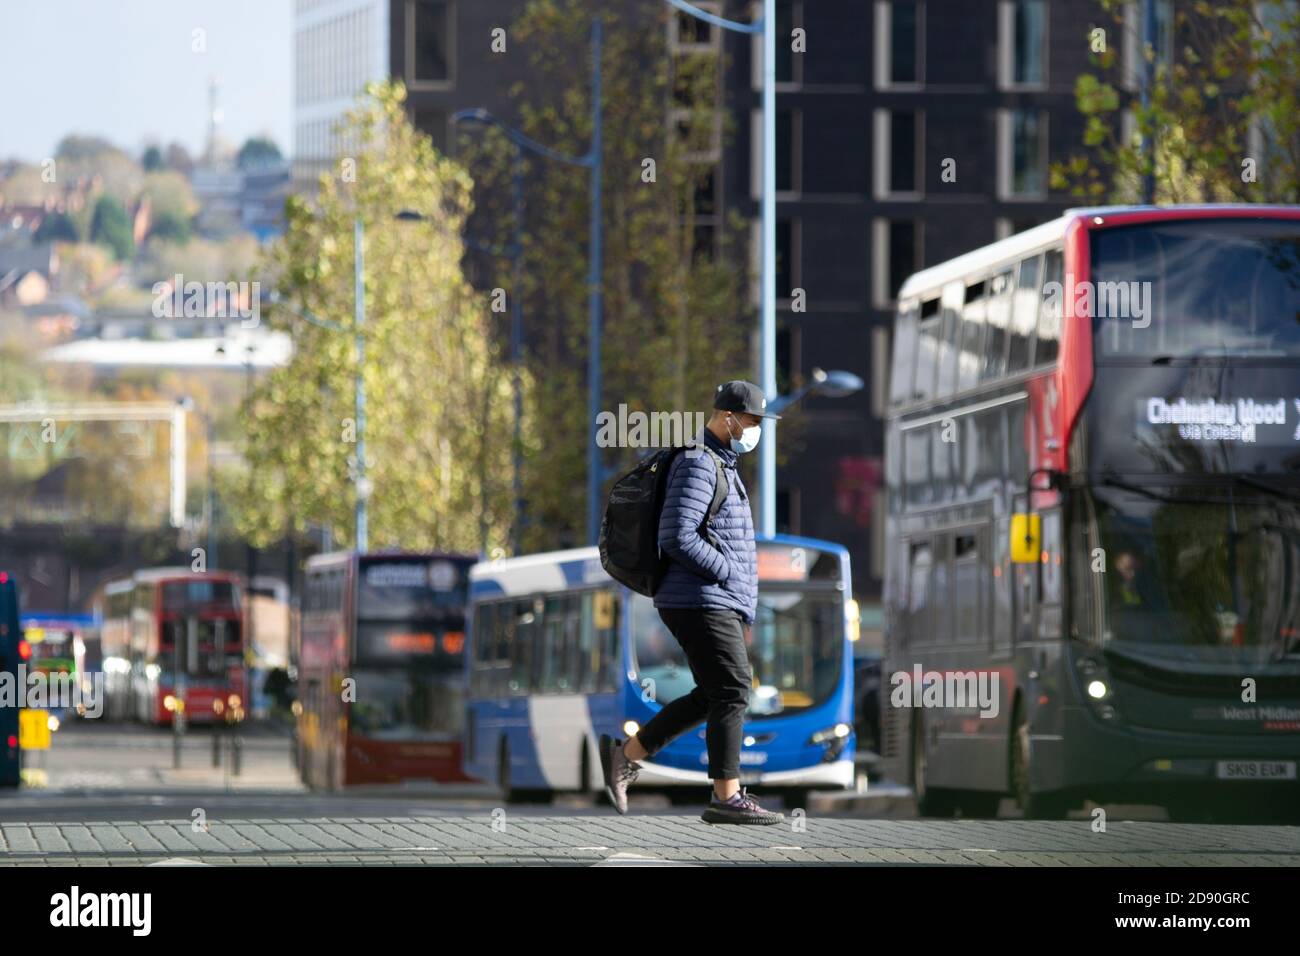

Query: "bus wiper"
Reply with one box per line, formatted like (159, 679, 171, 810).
(1229, 474, 1300, 500)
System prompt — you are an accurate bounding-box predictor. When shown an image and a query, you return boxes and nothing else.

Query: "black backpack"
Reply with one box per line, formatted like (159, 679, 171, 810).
(598, 444, 729, 596)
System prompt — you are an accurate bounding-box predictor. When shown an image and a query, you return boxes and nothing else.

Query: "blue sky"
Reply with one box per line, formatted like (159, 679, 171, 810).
(0, 0, 292, 164)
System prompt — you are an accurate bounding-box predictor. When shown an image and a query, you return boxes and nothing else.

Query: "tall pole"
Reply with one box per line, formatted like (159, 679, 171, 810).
(510, 154, 524, 555)
(206, 415, 217, 570)
(759, 0, 777, 536)
(353, 215, 368, 553)
(586, 18, 604, 546)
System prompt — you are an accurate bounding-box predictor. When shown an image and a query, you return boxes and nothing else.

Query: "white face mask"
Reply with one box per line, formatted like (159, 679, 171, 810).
(727, 415, 761, 454)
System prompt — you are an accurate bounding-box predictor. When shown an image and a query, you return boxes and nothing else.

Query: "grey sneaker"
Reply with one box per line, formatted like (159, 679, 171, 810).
(701, 787, 784, 826)
(599, 734, 640, 815)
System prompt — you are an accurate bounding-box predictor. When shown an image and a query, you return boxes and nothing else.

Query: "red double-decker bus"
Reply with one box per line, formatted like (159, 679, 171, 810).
(101, 569, 246, 725)
(296, 551, 477, 789)
(884, 205, 1300, 823)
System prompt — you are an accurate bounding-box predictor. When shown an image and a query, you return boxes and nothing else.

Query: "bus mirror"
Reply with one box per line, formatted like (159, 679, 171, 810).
(1010, 514, 1041, 564)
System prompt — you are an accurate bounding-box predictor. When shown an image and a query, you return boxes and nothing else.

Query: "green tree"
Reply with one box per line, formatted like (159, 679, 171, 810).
(1054, 0, 1300, 203)
(140, 170, 198, 244)
(237, 137, 284, 170)
(89, 194, 134, 261)
(149, 209, 191, 244)
(238, 81, 526, 554)
(33, 211, 78, 243)
(141, 144, 164, 171)
(461, 1, 751, 551)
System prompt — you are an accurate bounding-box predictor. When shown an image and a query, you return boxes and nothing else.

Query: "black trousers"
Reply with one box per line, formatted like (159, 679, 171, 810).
(633, 607, 751, 780)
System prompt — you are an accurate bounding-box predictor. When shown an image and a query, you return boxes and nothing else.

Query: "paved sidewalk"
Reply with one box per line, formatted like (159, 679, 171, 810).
(2, 815, 1298, 866)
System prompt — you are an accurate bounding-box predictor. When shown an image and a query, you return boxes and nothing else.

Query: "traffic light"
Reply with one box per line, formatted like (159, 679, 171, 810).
(0, 573, 21, 787)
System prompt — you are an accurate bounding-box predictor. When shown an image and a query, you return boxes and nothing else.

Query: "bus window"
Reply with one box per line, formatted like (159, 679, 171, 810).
(959, 280, 988, 392)
(936, 283, 963, 397)
(1007, 403, 1029, 489)
(931, 422, 954, 503)
(981, 269, 1013, 381)
(992, 517, 1012, 654)
(1036, 248, 1063, 365)
(472, 603, 495, 696)
(932, 536, 952, 644)
(1041, 510, 1062, 606)
(1008, 254, 1041, 372)
(906, 541, 932, 646)
(539, 594, 580, 694)
(953, 532, 983, 643)
(579, 589, 618, 694)
(508, 599, 536, 695)
(903, 427, 930, 509)
(913, 297, 941, 402)
(890, 300, 918, 407)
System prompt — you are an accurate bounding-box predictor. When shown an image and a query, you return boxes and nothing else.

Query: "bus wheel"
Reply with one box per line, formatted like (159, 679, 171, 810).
(498, 738, 518, 803)
(912, 717, 955, 817)
(1010, 706, 1070, 819)
(577, 739, 595, 798)
(955, 792, 1001, 819)
(783, 788, 812, 813)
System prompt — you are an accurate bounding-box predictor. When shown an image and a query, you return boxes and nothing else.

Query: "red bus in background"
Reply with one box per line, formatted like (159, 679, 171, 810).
(101, 569, 245, 725)
(296, 551, 477, 789)
(884, 205, 1300, 822)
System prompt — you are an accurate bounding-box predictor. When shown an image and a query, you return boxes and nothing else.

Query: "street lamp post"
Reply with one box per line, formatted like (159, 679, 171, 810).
(765, 367, 864, 417)
(665, 0, 776, 533)
(451, 17, 605, 546)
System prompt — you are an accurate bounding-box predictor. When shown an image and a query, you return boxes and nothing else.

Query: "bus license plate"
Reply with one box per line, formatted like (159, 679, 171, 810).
(1215, 760, 1296, 780)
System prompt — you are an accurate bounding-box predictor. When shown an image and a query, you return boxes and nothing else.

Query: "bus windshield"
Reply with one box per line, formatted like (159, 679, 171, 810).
(630, 589, 845, 717)
(1083, 488, 1300, 665)
(1092, 219, 1300, 359)
(347, 669, 464, 739)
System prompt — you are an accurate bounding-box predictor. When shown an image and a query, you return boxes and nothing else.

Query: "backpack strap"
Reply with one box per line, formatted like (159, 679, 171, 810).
(700, 446, 729, 522)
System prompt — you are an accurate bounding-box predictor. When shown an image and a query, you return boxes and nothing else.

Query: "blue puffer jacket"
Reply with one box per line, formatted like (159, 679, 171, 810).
(653, 427, 759, 624)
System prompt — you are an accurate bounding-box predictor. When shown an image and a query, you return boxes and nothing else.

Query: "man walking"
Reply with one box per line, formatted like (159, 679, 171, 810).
(600, 381, 783, 825)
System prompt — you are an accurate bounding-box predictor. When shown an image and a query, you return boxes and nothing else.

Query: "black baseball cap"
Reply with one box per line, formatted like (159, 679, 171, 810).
(713, 380, 781, 419)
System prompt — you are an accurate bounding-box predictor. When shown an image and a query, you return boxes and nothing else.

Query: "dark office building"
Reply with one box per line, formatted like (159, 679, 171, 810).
(296, 0, 1114, 614)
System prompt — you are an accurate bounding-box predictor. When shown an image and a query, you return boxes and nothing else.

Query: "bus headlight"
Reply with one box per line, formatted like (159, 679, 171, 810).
(1086, 680, 1109, 700)
(622, 720, 640, 738)
(163, 695, 176, 712)
(808, 722, 851, 745)
(47, 715, 60, 733)
(808, 723, 851, 761)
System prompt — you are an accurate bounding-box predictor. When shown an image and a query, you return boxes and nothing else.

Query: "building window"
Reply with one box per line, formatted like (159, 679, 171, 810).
(413, 109, 448, 153)
(669, 1, 720, 52)
(874, 1, 923, 89)
(998, 109, 1048, 199)
(776, 219, 798, 297)
(408, 0, 453, 87)
(999, 0, 1047, 90)
(1122, 0, 1174, 91)
(873, 218, 923, 309)
(873, 109, 923, 199)
(871, 325, 891, 419)
(674, 109, 722, 163)
(751, 109, 801, 198)
(752, 1, 804, 89)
